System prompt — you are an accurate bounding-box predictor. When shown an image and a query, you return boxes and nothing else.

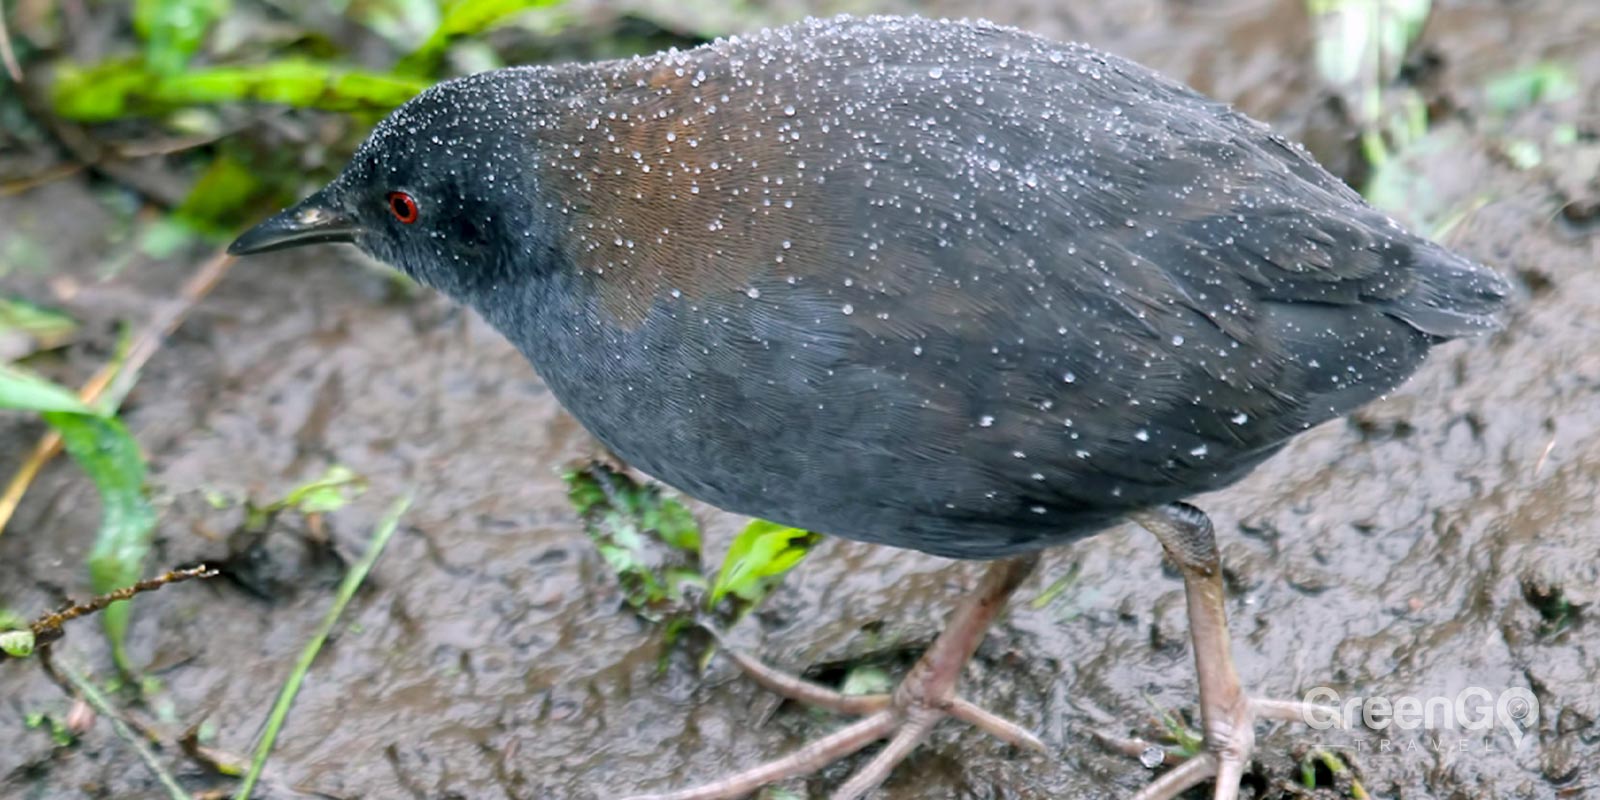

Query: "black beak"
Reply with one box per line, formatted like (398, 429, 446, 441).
(229, 193, 361, 256)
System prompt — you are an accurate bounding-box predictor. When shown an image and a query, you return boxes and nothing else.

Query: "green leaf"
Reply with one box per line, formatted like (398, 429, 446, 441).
(174, 154, 264, 231)
(1485, 63, 1578, 116)
(136, 217, 202, 260)
(134, 0, 232, 75)
(397, 0, 564, 76)
(1144, 694, 1205, 757)
(280, 465, 366, 514)
(48, 716, 76, 747)
(1362, 126, 1458, 223)
(1502, 138, 1542, 170)
(0, 297, 77, 354)
(709, 519, 818, 610)
(839, 664, 892, 697)
(41, 411, 157, 674)
(0, 363, 97, 415)
(563, 463, 702, 619)
(0, 630, 35, 658)
(642, 493, 701, 552)
(50, 59, 152, 121)
(52, 59, 428, 121)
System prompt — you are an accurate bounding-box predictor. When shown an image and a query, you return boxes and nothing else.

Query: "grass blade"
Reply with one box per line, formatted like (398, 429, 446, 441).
(52, 59, 428, 121)
(57, 659, 193, 800)
(0, 363, 98, 415)
(41, 411, 157, 674)
(233, 497, 410, 800)
(0, 297, 78, 356)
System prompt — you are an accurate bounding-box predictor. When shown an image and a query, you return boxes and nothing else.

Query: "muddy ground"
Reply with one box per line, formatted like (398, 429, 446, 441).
(2, 0, 1598, 798)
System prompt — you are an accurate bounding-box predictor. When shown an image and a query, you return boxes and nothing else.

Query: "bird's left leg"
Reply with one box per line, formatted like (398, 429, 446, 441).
(1125, 502, 1338, 800)
(624, 555, 1042, 800)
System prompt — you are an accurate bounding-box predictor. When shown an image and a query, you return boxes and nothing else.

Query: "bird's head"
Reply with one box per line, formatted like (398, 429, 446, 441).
(229, 71, 554, 302)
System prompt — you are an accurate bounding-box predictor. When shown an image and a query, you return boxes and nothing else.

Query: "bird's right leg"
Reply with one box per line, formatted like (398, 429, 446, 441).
(1123, 502, 1338, 800)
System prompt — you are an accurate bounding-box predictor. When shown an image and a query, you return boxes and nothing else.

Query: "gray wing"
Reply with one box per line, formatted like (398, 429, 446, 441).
(741, 20, 1507, 531)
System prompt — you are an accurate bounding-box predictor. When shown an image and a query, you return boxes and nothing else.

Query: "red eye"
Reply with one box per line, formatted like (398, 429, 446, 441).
(387, 191, 419, 224)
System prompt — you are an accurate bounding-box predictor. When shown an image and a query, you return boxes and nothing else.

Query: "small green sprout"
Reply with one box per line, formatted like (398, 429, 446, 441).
(0, 629, 35, 658)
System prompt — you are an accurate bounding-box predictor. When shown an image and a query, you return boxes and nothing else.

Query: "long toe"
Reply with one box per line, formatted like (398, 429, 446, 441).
(621, 711, 900, 800)
(716, 641, 892, 716)
(619, 692, 1043, 800)
(1129, 754, 1218, 800)
(1121, 693, 1338, 800)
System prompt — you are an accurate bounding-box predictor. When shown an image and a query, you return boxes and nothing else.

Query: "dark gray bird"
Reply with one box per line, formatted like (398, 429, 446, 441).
(230, 15, 1510, 800)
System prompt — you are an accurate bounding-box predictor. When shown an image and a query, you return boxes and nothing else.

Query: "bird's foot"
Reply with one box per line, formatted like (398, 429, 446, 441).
(624, 645, 1044, 800)
(1101, 697, 1339, 800)
(622, 557, 1041, 800)
(733, 639, 1048, 749)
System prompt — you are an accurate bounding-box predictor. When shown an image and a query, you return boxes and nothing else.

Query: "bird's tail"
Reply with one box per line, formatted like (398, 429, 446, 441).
(1384, 238, 1513, 339)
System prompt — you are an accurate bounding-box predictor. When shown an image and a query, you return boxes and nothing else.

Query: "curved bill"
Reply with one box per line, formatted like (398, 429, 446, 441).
(229, 195, 360, 255)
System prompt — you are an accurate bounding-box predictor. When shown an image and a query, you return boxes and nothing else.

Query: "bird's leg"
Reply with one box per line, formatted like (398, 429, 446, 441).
(625, 555, 1042, 800)
(1126, 502, 1338, 800)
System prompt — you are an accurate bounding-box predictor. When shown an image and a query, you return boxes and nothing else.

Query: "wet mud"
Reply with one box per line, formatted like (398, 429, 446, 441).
(2, 0, 1598, 798)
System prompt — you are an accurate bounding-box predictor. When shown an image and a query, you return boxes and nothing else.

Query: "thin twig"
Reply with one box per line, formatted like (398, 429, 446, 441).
(0, 248, 236, 537)
(54, 658, 194, 800)
(111, 131, 234, 159)
(0, 163, 86, 197)
(0, 130, 232, 203)
(30, 566, 218, 650)
(41, 118, 190, 206)
(234, 498, 410, 800)
(0, 1, 22, 83)
(2, 565, 218, 660)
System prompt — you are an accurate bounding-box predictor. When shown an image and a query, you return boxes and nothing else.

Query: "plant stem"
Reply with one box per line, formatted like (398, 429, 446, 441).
(233, 497, 410, 800)
(57, 659, 193, 800)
